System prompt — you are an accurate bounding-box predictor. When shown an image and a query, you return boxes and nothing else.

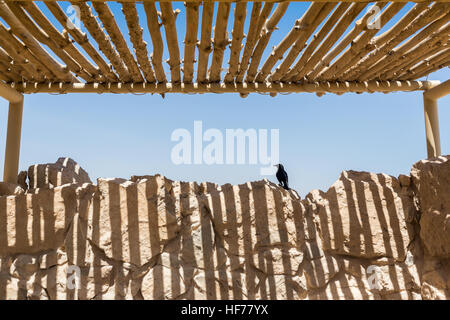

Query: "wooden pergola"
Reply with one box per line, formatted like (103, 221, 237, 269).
(0, 0, 449, 183)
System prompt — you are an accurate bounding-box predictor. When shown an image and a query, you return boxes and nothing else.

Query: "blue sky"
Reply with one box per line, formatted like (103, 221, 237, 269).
(0, 2, 449, 196)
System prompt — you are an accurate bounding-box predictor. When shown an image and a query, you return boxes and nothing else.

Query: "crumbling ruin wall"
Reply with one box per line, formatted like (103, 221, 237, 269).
(0, 156, 448, 300)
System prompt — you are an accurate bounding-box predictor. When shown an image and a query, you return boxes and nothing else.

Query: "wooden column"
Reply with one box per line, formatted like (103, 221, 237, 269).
(422, 79, 450, 158)
(423, 96, 441, 158)
(1, 82, 24, 183)
(3, 99, 24, 183)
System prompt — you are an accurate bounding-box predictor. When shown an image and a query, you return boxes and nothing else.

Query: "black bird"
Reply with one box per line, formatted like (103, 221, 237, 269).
(275, 164, 289, 190)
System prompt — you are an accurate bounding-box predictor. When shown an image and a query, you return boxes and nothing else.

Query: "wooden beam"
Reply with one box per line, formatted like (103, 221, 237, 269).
(0, 1, 76, 82)
(121, 2, 156, 83)
(259, 2, 325, 82)
(0, 64, 17, 83)
(424, 79, 450, 100)
(46, 1, 439, 3)
(224, 2, 246, 83)
(360, 9, 450, 81)
(381, 24, 450, 79)
(197, 1, 215, 83)
(304, 2, 368, 80)
(343, 2, 437, 80)
(11, 80, 439, 95)
(408, 48, 450, 80)
(394, 42, 449, 80)
(284, 2, 348, 82)
(160, 2, 182, 83)
(0, 25, 42, 82)
(45, 2, 119, 82)
(92, 1, 144, 82)
(319, 2, 405, 81)
(73, 1, 132, 82)
(208, 2, 231, 82)
(0, 80, 23, 103)
(143, 2, 167, 83)
(235, 2, 262, 83)
(7, 2, 92, 82)
(246, 2, 289, 82)
(183, 1, 199, 83)
(20, 1, 102, 81)
(238, 2, 275, 82)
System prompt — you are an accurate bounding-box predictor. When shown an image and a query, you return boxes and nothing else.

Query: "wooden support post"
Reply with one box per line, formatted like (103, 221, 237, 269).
(1, 82, 24, 183)
(3, 100, 24, 183)
(422, 79, 450, 158)
(423, 96, 441, 158)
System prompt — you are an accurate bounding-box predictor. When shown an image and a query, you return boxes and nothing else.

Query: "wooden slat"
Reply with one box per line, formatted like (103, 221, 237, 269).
(381, 24, 450, 80)
(20, 2, 103, 82)
(143, 2, 167, 83)
(303, 2, 367, 80)
(0, 44, 30, 82)
(208, 2, 231, 82)
(246, 2, 290, 83)
(312, 2, 386, 81)
(7, 2, 94, 82)
(183, 1, 199, 83)
(44, 2, 118, 81)
(0, 1, 76, 82)
(319, 2, 406, 81)
(393, 42, 449, 80)
(92, 1, 144, 82)
(197, 1, 214, 83)
(0, 24, 43, 81)
(0, 23, 52, 81)
(224, 2, 246, 83)
(284, 2, 349, 82)
(359, 9, 450, 81)
(266, 2, 327, 82)
(73, 1, 132, 82)
(405, 48, 450, 80)
(343, 2, 435, 80)
(346, 4, 448, 80)
(236, 2, 272, 82)
(275, 4, 337, 82)
(0, 48, 24, 82)
(0, 0, 446, 86)
(67, 1, 440, 3)
(160, 2, 182, 83)
(0, 60, 19, 82)
(121, 2, 156, 83)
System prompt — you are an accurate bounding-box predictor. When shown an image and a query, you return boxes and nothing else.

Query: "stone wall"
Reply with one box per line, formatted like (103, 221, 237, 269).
(0, 156, 448, 300)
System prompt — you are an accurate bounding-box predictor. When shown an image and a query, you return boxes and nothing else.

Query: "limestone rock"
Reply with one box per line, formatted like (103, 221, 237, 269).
(307, 170, 415, 261)
(0, 183, 93, 256)
(411, 156, 450, 258)
(28, 157, 91, 189)
(89, 176, 181, 267)
(398, 174, 411, 188)
(0, 156, 449, 300)
(0, 182, 24, 196)
(17, 171, 28, 190)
